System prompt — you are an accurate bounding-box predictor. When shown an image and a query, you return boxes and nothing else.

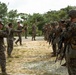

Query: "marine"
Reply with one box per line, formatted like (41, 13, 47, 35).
(6, 23, 22, 57)
(31, 24, 36, 41)
(0, 22, 8, 75)
(15, 22, 23, 45)
(58, 10, 76, 75)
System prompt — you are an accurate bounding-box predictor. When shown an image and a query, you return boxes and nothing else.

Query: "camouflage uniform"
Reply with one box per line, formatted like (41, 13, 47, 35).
(15, 22, 23, 45)
(50, 22, 57, 56)
(24, 24, 28, 39)
(32, 24, 36, 41)
(42, 23, 48, 40)
(0, 23, 7, 74)
(6, 23, 22, 57)
(46, 23, 52, 42)
(61, 10, 76, 75)
(57, 20, 66, 52)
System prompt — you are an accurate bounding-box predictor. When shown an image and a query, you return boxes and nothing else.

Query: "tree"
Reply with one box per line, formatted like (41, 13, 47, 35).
(0, 2, 8, 25)
(7, 10, 18, 28)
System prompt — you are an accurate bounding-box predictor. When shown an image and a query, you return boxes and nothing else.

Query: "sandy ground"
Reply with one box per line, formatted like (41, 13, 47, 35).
(3, 37, 68, 75)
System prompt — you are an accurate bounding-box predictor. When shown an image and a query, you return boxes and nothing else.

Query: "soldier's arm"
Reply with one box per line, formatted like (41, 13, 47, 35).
(13, 29, 22, 33)
(0, 30, 7, 37)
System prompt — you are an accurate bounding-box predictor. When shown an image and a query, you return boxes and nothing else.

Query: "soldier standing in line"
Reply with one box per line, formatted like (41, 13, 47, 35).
(66, 10, 76, 75)
(46, 23, 52, 42)
(55, 20, 67, 65)
(15, 22, 23, 45)
(50, 22, 57, 57)
(0, 22, 8, 75)
(59, 10, 76, 75)
(32, 24, 36, 41)
(42, 23, 48, 40)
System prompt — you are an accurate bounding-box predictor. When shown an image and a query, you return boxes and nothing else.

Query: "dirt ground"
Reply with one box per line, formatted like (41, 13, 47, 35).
(4, 37, 68, 75)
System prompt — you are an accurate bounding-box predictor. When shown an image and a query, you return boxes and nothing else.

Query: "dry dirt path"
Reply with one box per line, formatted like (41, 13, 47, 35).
(4, 37, 68, 75)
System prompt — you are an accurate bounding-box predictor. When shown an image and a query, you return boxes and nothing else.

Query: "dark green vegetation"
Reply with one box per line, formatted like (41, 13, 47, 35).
(0, 1, 76, 35)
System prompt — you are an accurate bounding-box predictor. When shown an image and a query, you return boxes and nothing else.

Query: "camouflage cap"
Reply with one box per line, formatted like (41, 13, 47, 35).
(69, 10, 76, 18)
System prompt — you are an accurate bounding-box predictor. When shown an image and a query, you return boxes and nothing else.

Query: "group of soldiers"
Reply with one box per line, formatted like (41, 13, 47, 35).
(43, 10, 76, 75)
(0, 22, 24, 75)
(0, 10, 76, 75)
(0, 21, 37, 75)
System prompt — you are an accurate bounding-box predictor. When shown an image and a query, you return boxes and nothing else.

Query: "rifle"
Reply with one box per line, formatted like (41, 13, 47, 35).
(55, 34, 65, 63)
(55, 49, 61, 62)
(55, 42, 67, 64)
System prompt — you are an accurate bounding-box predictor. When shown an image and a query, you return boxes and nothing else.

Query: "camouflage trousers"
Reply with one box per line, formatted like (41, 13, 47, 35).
(25, 32, 27, 39)
(51, 37, 60, 55)
(32, 33, 36, 41)
(66, 45, 76, 75)
(7, 39, 13, 56)
(67, 58, 76, 75)
(15, 34, 22, 45)
(0, 46, 6, 73)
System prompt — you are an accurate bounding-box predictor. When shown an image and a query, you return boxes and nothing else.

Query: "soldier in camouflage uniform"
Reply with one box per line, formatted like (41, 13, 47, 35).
(60, 10, 76, 75)
(50, 22, 57, 57)
(15, 22, 23, 45)
(0, 22, 8, 75)
(32, 24, 36, 41)
(42, 23, 48, 40)
(56, 20, 67, 66)
(6, 23, 22, 57)
(46, 23, 52, 42)
(66, 10, 76, 75)
(24, 24, 28, 39)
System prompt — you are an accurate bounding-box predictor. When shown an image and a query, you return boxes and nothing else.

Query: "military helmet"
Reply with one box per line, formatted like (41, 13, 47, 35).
(69, 10, 76, 18)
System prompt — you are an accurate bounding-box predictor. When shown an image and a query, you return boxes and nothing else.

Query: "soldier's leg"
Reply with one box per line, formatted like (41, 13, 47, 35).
(52, 44, 56, 56)
(25, 32, 27, 39)
(15, 38, 19, 44)
(1, 59, 6, 73)
(7, 40, 10, 56)
(7, 40, 13, 57)
(67, 58, 76, 75)
(32, 34, 34, 41)
(0, 51, 6, 73)
(19, 35, 22, 45)
(15, 35, 20, 44)
(34, 34, 36, 41)
(9, 40, 13, 57)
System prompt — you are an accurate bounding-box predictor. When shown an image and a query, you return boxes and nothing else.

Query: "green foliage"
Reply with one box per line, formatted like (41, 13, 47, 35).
(0, 1, 76, 36)
(0, 2, 7, 17)
(0, 2, 8, 25)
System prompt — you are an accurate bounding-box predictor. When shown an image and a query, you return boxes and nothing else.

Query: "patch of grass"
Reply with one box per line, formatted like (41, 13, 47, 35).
(7, 59, 12, 62)
(43, 72, 59, 75)
(14, 55, 20, 58)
